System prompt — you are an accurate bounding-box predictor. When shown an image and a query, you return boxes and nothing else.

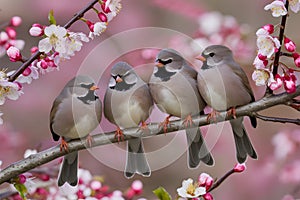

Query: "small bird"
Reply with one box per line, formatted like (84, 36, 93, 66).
(196, 45, 257, 163)
(104, 62, 153, 178)
(149, 48, 214, 168)
(50, 75, 102, 186)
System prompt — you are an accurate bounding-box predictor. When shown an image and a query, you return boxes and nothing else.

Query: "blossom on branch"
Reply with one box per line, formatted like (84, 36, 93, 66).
(264, 0, 288, 17)
(177, 178, 206, 198)
(38, 24, 67, 54)
(289, 0, 300, 13)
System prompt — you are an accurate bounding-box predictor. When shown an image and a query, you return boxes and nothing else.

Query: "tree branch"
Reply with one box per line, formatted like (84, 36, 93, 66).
(254, 113, 300, 125)
(0, 86, 299, 185)
(8, 0, 99, 82)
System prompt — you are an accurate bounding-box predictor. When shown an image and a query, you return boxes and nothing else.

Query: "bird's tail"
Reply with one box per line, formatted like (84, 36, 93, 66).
(230, 117, 257, 163)
(186, 127, 214, 168)
(58, 152, 78, 186)
(125, 138, 151, 178)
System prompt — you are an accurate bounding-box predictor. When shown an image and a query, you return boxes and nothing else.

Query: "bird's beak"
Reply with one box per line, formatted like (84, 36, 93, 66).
(196, 55, 206, 62)
(155, 60, 164, 67)
(89, 85, 99, 91)
(116, 76, 123, 83)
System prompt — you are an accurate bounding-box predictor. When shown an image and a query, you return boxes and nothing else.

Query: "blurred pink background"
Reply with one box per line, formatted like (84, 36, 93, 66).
(0, 0, 300, 199)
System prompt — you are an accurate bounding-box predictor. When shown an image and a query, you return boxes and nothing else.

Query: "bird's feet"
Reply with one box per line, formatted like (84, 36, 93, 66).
(207, 110, 221, 123)
(159, 115, 172, 133)
(60, 138, 69, 152)
(227, 107, 237, 119)
(183, 114, 194, 127)
(86, 134, 94, 148)
(115, 127, 124, 143)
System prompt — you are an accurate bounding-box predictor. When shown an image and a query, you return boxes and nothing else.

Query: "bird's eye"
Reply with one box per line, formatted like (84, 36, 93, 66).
(209, 52, 215, 57)
(159, 58, 173, 65)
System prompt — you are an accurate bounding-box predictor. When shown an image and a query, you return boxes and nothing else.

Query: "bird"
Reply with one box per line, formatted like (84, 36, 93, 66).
(149, 48, 214, 168)
(196, 44, 257, 163)
(104, 61, 153, 178)
(50, 75, 102, 186)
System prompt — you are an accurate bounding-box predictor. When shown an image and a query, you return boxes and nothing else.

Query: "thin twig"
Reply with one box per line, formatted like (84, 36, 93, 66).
(272, 0, 289, 77)
(0, 86, 299, 185)
(255, 113, 300, 125)
(8, 0, 99, 82)
(208, 169, 235, 192)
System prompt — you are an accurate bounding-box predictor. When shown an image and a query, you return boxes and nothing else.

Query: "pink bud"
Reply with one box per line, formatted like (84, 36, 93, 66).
(125, 188, 136, 199)
(10, 16, 22, 27)
(7, 46, 22, 62)
(203, 193, 214, 200)
(39, 174, 50, 181)
(283, 73, 297, 93)
(5, 27, 16, 39)
(29, 24, 44, 37)
(233, 163, 246, 173)
(98, 12, 108, 22)
(22, 67, 32, 76)
(76, 190, 85, 199)
(0, 32, 9, 45)
(284, 37, 296, 52)
(86, 20, 94, 32)
(198, 173, 214, 190)
(90, 180, 102, 190)
(258, 53, 267, 61)
(18, 174, 26, 184)
(101, 3, 111, 13)
(131, 180, 143, 195)
(262, 24, 274, 34)
(269, 74, 283, 91)
(30, 46, 39, 54)
(39, 60, 48, 69)
(36, 188, 49, 196)
(292, 53, 300, 67)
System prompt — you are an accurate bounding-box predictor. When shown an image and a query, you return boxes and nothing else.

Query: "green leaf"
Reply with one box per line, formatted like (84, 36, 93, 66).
(14, 183, 27, 200)
(153, 187, 172, 200)
(48, 10, 57, 25)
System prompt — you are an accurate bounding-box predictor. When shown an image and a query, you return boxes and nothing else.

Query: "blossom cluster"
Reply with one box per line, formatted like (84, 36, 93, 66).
(252, 0, 299, 93)
(0, 16, 24, 58)
(0, 0, 121, 124)
(2, 149, 144, 199)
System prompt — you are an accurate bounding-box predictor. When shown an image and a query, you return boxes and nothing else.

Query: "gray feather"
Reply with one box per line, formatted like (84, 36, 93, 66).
(58, 152, 78, 186)
(125, 138, 150, 178)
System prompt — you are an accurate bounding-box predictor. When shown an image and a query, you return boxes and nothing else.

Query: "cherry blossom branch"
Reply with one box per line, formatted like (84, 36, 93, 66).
(254, 113, 300, 125)
(207, 169, 235, 193)
(272, 0, 289, 77)
(0, 86, 299, 185)
(8, 0, 99, 82)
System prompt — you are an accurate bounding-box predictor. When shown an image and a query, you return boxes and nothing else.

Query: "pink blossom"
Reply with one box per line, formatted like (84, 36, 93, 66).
(10, 16, 22, 27)
(233, 163, 246, 173)
(252, 69, 270, 86)
(98, 12, 108, 22)
(289, 0, 300, 13)
(104, 0, 122, 16)
(131, 180, 143, 195)
(88, 22, 107, 39)
(6, 27, 16, 39)
(280, 160, 300, 183)
(253, 55, 268, 69)
(90, 180, 101, 190)
(203, 192, 214, 200)
(272, 131, 296, 160)
(283, 72, 297, 93)
(268, 73, 283, 91)
(29, 24, 44, 37)
(262, 24, 274, 34)
(292, 53, 300, 67)
(256, 34, 281, 58)
(264, 0, 288, 17)
(284, 37, 296, 52)
(198, 173, 214, 190)
(7, 46, 22, 62)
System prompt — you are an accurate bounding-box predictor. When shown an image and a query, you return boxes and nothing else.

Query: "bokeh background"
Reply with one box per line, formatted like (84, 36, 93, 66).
(0, 0, 300, 199)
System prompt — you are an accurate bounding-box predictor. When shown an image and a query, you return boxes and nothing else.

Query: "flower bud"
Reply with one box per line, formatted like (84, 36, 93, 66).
(5, 27, 16, 39)
(98, 12, 108, 22)
(233, 163, 246, 173)
(292, 53, 300, 67)
(262, 24, 274, 34)
(10, 16, 22, 27)
(7, 46, 22, 62)
(284, 37, 296, 52)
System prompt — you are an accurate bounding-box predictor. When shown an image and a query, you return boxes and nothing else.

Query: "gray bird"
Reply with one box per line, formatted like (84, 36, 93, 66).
(104, 62, 153, 178)
(149, 48, 214, 168)
(196, 45, 257, 163)
(50, 75, 102, 186)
